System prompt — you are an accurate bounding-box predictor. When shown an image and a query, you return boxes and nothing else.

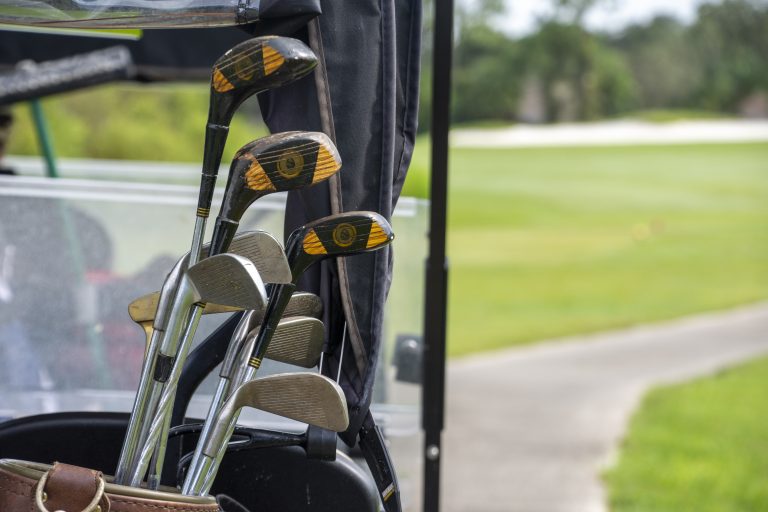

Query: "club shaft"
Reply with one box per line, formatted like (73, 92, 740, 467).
(137, 122, 230, 486)
(183, 283, 296, 494)
(114, 327, 164, 483)
(115, 279, 195, 484)
(133, 305, 204, 486)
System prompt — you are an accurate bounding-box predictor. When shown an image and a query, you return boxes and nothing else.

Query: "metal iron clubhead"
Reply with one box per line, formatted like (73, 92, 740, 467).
(204, 230, 291, 284)
(264, 317, 325, 368)
(203, 373, 349, 457)
(283, 292, 323, 319)
(186, 254, 267, 311)
(222, 316, 325, 380)
(209, 132, 342, 255)
(129, 291, 322, 348)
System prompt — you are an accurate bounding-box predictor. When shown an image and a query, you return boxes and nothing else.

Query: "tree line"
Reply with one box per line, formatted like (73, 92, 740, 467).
(420, 0, 768, 128)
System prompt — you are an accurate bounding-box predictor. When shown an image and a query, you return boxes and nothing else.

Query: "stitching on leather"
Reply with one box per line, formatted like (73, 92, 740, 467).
(0, 472, 34, 497)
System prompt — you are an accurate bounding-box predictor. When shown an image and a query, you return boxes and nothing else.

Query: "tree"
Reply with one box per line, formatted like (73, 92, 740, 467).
(516, 22, 635, 121)
(690, 0, 768, 111)
(610, 16, 702, 109)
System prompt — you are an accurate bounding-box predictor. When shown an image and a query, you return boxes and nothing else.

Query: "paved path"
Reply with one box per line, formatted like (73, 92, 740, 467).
(443, 303, 768, 512)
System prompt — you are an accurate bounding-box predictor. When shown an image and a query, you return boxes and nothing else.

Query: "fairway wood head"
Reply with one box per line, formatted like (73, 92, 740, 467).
(210, 36, 317, 126)
(210, 132, 342, 254)
(286, 211, 395, 278)
(186, 253, 267, 311)
(204, 373, 348, 456)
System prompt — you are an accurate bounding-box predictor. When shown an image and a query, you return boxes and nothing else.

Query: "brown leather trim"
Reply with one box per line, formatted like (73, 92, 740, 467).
(0, 461, 220, 512)
(45, 462, 106, 512)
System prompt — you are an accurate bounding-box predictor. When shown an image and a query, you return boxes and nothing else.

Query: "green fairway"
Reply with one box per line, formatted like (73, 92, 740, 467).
(405, 142, 768, 356)
(603, 356, 768, 511)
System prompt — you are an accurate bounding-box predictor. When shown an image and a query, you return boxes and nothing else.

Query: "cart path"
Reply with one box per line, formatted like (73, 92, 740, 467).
(442, 303, 768, 512)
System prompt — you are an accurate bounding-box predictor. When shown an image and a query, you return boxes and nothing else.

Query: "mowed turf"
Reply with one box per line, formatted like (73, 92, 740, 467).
(423, 143, 768, 356)
(603, 356, 768, 511)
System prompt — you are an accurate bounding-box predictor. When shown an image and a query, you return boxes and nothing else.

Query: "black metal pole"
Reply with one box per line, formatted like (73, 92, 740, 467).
(423, 0, 453, 511)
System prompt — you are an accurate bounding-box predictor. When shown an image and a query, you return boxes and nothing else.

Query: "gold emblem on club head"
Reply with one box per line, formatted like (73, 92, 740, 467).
(332, 223, 357, 248)
(234, 54, 256, 81)
(277, 150, 305, 179)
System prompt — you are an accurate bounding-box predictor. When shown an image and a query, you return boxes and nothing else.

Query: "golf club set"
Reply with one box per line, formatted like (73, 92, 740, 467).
(106, 35, 395, 499)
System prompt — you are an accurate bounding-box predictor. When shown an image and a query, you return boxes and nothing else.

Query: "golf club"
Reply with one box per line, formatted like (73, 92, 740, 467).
(115, 253, 268, 485)
(127, 230, 292, 348)
(133, 132, 340, 488)
(183, 211, 394, 495)
(185, 314, 325, 486)
(128, 291, 321, 350)
(186, 372, 349, 495)
(190, 36, 317, 266)
(174, 424, 335, 484)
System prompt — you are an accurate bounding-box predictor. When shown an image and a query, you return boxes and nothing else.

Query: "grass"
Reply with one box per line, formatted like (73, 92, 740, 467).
(603, 356, 768, 511)
(404, 142, 768, 356)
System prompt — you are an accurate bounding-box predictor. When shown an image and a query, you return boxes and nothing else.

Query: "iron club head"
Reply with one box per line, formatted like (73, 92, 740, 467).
(203, 373, 349, 458)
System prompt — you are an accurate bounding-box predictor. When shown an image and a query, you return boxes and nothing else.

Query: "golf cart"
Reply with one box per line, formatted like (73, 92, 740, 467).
(0, 1, 452, 511)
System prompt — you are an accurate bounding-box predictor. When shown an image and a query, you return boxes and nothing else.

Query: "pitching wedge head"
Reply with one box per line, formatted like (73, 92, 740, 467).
(210, 36, 317, 126)
(286, 211, 395, 278)
(186, 253, 267, 311)
(210, 131, 342, 254)
(204, 373, 348, 456)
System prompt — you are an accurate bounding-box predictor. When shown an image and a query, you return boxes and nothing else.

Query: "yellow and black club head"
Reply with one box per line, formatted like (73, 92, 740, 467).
(287, 211, 395, 278)
(209, 36, 317, 126)
(209, 131, 342, 255)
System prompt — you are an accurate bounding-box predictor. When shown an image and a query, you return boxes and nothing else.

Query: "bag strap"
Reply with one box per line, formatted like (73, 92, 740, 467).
(35, 462, 108, 512)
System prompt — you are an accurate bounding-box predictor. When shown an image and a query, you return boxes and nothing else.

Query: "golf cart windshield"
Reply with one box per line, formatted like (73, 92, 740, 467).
(0, 159, 426, 506)
(0, 0, 257, 28)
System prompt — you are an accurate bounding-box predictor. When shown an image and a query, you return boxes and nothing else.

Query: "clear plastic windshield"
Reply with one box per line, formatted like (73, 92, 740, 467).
(0, 157, 427, 510)
(0, 0, 259, 28)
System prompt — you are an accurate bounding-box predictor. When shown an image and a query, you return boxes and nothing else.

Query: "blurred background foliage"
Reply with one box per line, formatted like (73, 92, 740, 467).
(422, 0, 768, 129)
(7, 0, 768, 173)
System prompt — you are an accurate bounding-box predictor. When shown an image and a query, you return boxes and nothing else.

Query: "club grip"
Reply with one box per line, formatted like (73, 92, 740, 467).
(208, 217, 239, 256)
(198, 123, 230, 214)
